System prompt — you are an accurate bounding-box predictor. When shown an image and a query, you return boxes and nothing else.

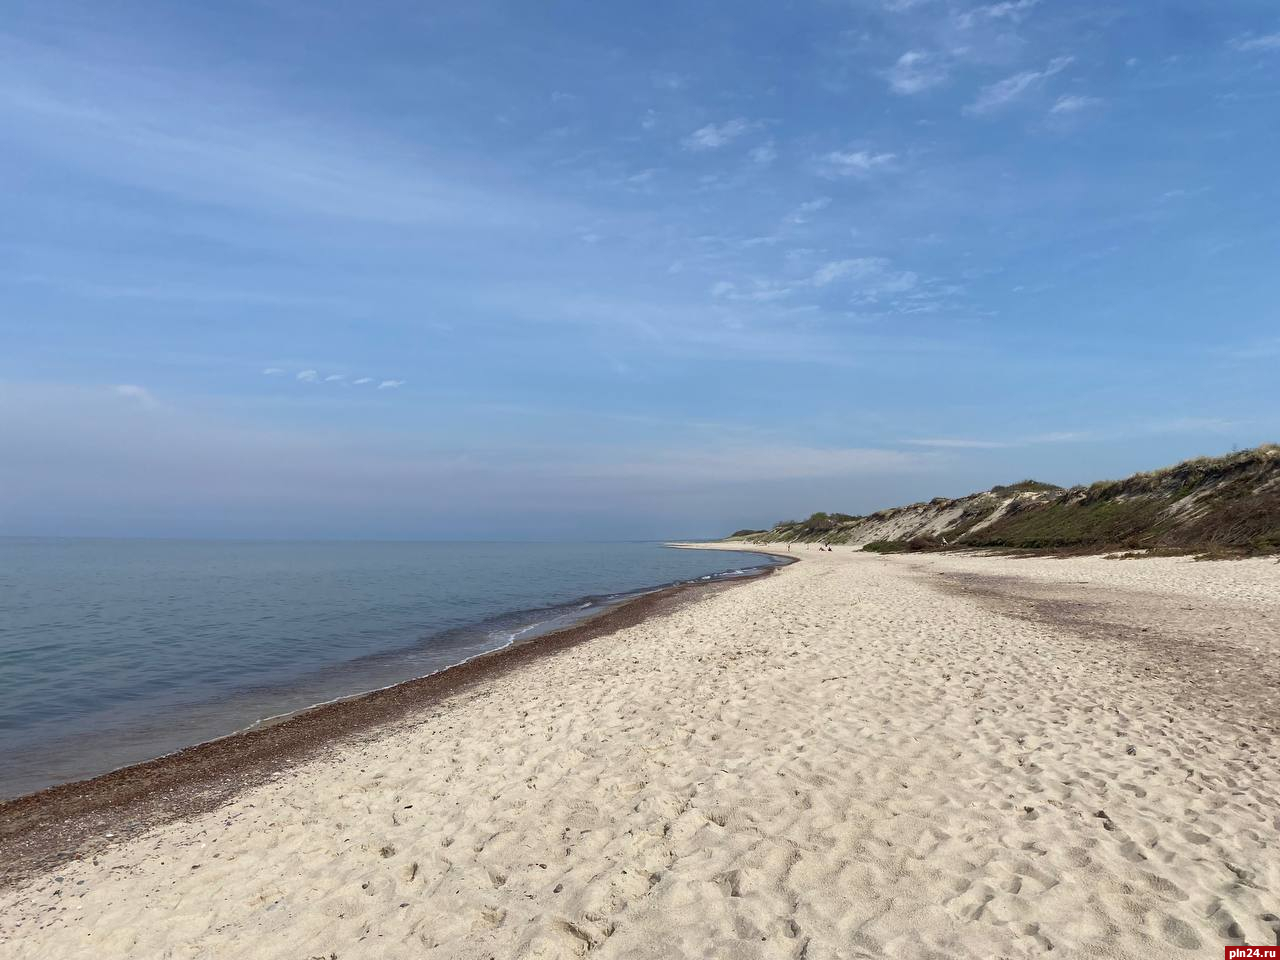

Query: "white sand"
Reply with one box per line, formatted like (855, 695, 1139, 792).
(4, 548, 1279, 959)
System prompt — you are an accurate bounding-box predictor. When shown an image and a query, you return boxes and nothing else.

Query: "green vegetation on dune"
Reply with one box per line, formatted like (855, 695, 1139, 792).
(964, 497, 1174, 550)
(989, 479, 1063, 496)
(730, 444, 1280, 557)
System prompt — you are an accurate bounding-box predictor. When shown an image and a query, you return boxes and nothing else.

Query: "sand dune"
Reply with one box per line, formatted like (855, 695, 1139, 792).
(3, 548, 1278, 958)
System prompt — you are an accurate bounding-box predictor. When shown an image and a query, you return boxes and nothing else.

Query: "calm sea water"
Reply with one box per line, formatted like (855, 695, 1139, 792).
(0, 539, 774, 799)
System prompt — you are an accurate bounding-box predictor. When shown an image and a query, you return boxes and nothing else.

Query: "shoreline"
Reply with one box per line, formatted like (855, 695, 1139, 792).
(4, 549, 1277, 956)
(0, 558, 790, 888)
(1, 545, 782, 803)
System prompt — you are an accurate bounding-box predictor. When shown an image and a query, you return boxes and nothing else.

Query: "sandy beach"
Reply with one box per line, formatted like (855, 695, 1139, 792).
(3, 546, 1278, 959)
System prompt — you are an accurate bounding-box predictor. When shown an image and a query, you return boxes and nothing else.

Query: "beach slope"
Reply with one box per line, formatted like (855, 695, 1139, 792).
(3, 548, 1278, 958)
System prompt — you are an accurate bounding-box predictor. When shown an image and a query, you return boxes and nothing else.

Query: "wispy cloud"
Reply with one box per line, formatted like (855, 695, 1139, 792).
(966, 56, 1074, 114)
(262, 367, 285, 375)
(1229, 32, 1280, 52)
(1158, 186, 1209, 203)
(290, 370, 399, 388)
(809, 258, 918, 295)
(886, 51, 948, 95)
(905, 432, 1082, 449)
(749, 140, 779, 165)
(652, 72, 687, 91)
(1026, 430, 1090, 443)
(786, 197, 832, 224)
(625, 168, 658, 186)
(815, 149, 897, 178)
(683, 119, 753, 151)
(113, 384, 156, 407)
(955, 0, 1039, 29)
(905, 418, 1240, 452)
(711, 256, 919, 307)
(709, 279, 793, 303)
(907, 437, 1014, 449)
(0, 36, 557, 229)
(1050, 94, 1101, 114)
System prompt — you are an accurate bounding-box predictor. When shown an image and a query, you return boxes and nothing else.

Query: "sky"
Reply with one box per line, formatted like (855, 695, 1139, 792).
(2, 0, 1278, 539)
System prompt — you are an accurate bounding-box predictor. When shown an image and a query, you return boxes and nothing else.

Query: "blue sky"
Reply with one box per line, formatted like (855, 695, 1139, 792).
(2, 0, 1278, 539)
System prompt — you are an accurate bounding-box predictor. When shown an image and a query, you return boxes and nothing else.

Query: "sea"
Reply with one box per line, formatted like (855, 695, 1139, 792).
(0, 538, 776, 800)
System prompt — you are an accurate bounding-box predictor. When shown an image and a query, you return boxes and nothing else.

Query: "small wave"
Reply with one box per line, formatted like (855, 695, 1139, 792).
(500, 619, 555, 644)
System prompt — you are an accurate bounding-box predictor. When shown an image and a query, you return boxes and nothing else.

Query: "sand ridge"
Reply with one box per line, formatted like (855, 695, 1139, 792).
(2, 548, 1278, 958)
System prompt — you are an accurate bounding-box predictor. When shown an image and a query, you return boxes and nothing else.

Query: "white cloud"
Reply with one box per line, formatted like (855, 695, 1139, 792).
(956, 0, 1039, 28)
(296, 369, 320, 383)
(811, 260, 867, 287)
(749, 140, 778, 165)
(886, 51, 948, 95)
(1050, 94, 1101, 114)
(985, 0, 1039, 17)
(352, 377, 374, 385)
(261, 367, 285, 375)
(1230, 32, 1280, 52)
(710, 254, 920, 309)
(1157, 187, 1208, 204)
(324, 374, 346, 382)
(816, 149, 896, 179)
(787, 197, 832, 224)
(809, 258, 918, 295)
(740, 281, 793, 303)
(966, 56, 1074, 114)
(113, 384, 156, 406)
(707, 278, 792, 303)
(683, 119, 752, 151)
(377, 379, 406, 390)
